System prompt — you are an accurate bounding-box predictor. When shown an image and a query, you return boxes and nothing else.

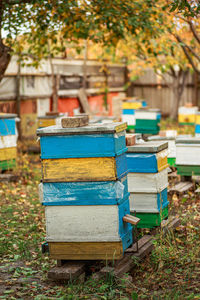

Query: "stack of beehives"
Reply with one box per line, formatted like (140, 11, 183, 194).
(176, 137, 200, 177)
(122, 100, 147, 131)
(38, 120, 135, 260)
(0, 113, 18, 171)
(37, 113, 64, 128)
(178, 106, 198, 126)
(148, 130, 177, 167)
(126, 141, 169, 228)
(195, 112, 200, 137)
(134, 109, 161, 135)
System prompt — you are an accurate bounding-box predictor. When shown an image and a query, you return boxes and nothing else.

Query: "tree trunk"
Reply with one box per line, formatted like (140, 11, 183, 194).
(170, 70, 188, 119)
(170, 86, 181, 119)
(0, 41, 11, 82)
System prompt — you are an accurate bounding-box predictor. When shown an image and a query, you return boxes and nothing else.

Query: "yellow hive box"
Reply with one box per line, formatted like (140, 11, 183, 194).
(48, 241, 123, 260)
(0, 147, 17, 161)
(122, 102, 142, 109)
(38, 119, 56, 128)
(42, 155, 127, 182)
(178, 114, 196, 124)
(156, 150, 168, 172)
(195, 114, 200, 125)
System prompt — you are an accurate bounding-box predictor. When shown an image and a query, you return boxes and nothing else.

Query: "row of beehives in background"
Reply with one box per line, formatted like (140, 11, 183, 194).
(178, 105, 200, 136)
(148, 131, 200, 177)
(0, 114, 18, 172)
(37, 121, 170, 261)
(121, 98, 161, 135)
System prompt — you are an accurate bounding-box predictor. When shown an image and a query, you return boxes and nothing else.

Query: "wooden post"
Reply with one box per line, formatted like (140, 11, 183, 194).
(82, 40, 88, 90)
(194, 72, 200, 107)
(48, 42, 58, 112)
(16, 56, 22, 140)
(102, 61, 109, 111)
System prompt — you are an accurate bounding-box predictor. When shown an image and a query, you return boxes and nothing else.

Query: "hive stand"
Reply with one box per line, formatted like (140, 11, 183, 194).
(47, 235, 154, 282)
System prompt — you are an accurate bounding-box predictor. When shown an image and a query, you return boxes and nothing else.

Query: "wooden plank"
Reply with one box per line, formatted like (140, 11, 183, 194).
(61, 115, 89, 128)
(27, 145, 40, 154)
(123, 214, 140, 225)
(161, 217, 181, 234)
(78, 88, 91, 115)
(48, 261, 86, 281)
(195, 187, 200, 193)
(168, 181, 194, 193)
(0, 174, 19, 182)
(133, 241, 154, 260)
(99, 237, 154, 278)
(48, 241, 123, 260)
(151, 216, 180, 236)
(0, 147, 17, 161)
(125, 235, 152, 253)
(42, 155, 128, 182)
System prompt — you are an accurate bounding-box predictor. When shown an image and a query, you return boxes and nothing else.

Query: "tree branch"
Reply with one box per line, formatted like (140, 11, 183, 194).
(175, 34, 200, 74)
(188, 20, 200, 45)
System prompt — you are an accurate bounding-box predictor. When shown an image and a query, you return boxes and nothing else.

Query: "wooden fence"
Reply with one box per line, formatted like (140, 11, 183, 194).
(129, 69, 200, 116)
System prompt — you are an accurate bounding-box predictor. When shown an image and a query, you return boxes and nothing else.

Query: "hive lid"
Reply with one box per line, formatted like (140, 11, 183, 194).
(37, 122, 127, 136)
(127, 141, 168, 153)
(135, 109, 160, 113)
(38, 115, 61, 119)
(0, 113, 17, 119)
(148, 135, 175, 141)
(176, 137, 200, 144)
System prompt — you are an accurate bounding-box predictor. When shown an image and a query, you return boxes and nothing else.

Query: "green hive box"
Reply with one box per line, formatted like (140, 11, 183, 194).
(135, 120, 160, 135)
(0, 159, 16, 171)
(132, 206, 168, 228)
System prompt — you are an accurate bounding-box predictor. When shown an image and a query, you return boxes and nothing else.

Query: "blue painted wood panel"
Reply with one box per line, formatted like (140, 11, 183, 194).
(157, 188, 169, 211)
(142, 101, 147, 107)
(116, 153, 128, 179)
(40, 133, 127, 159)
(195, 124, 200, 133)
(42, 176, 129, 206)
(121, 228, 133, 251)
(122, 109, 135, 115)
(118, 198, 132, 238)
(157, 113, 161, 120)
(0, 119, 16, 136)
(126, 153, 159, 173)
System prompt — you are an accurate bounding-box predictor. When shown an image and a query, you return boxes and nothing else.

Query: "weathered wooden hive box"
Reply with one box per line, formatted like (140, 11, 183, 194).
(178, 106, 198, 126)
(37, 122, 134, 260)
(176, 137, 200, 176)
(135, 109, 161, 135)
(195, 112, 200, 137)
(0, 113, 18, 171)
(37, 115, 63, 128)
(148, 135, 176, 167)
(126, 141, 169, 228)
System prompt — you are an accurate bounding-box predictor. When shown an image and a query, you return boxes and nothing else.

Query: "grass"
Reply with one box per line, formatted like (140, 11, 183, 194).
(0, 122, 200, 299)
